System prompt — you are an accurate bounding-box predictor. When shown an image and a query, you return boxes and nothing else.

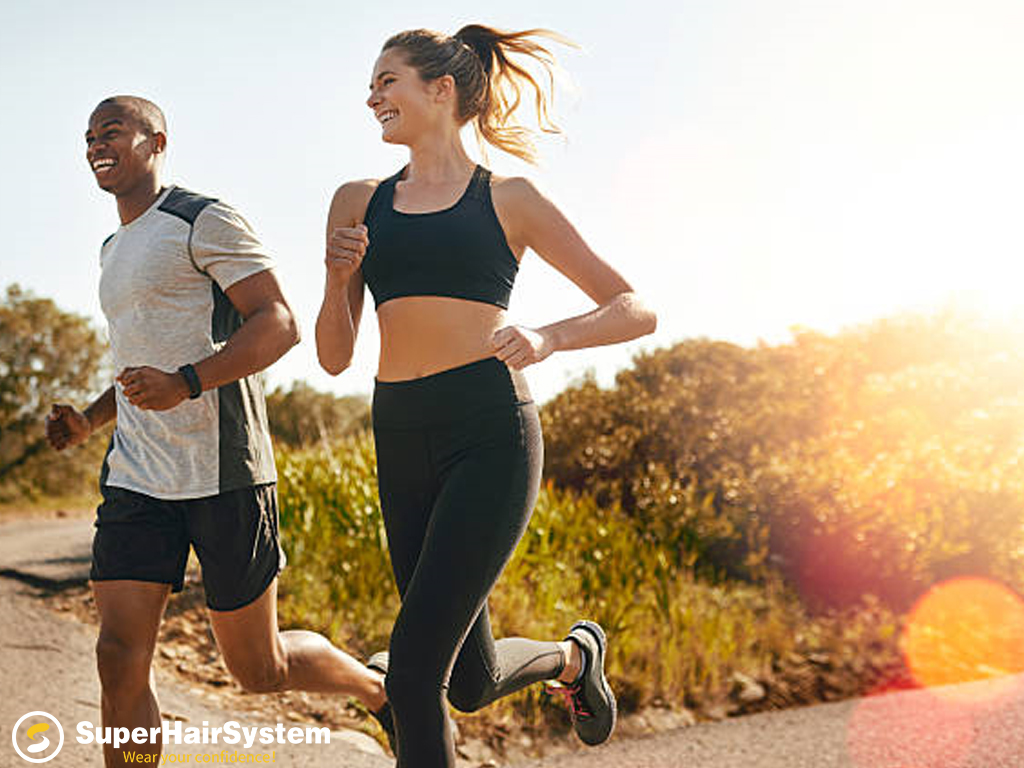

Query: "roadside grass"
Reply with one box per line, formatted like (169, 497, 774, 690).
(275, 433, 904, 751)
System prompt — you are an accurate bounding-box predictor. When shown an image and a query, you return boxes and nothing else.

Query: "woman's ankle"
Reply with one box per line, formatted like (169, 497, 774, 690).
(556, 639, 583, 684)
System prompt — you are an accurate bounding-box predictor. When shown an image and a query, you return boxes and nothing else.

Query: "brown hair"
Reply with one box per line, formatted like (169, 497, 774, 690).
(383, 24, 572, 164)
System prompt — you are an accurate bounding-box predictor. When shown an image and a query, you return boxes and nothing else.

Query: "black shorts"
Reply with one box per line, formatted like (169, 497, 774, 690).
(91, 483, 285, 611)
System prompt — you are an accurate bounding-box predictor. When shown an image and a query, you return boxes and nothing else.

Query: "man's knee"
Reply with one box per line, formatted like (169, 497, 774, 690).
(96, 634, 152, 696)
(224, 655, 288, 693)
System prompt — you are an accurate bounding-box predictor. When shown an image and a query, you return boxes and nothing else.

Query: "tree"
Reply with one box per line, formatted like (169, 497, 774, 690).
(0, 284, 108, 500)
(266, 381, 370, 447)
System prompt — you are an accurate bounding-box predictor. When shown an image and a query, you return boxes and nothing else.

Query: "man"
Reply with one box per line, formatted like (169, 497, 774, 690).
(46, 96, 388, 767)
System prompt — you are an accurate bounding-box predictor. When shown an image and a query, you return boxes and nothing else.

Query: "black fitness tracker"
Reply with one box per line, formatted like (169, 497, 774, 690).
(177, 363, 202, 400)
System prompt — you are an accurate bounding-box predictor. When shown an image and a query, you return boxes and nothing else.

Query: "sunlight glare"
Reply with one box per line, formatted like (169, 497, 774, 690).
(901, 577, 1024, 701)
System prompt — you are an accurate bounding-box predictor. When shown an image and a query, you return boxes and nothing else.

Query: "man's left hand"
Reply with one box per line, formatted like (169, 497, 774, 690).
(117, 366, 190, 411)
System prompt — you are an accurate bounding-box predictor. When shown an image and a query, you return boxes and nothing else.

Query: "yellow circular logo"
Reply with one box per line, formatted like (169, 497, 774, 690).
(11, 712, 64, 763)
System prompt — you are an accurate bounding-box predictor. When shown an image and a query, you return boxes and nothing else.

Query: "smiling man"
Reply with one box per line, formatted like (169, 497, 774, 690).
(45, 96, 388, 767)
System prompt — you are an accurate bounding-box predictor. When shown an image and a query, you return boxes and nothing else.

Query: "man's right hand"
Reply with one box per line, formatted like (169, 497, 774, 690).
(46, 404, 92, 451)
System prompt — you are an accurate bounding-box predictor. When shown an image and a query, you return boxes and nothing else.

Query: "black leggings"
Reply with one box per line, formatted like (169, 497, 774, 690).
(372, 357, 564, 768)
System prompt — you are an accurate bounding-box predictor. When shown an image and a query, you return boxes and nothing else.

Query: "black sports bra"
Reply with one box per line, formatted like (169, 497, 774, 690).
(360, 165, 519, 310)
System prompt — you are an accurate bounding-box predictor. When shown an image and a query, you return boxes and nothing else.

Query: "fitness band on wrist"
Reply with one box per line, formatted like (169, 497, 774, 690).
(177, 363, 202, 400)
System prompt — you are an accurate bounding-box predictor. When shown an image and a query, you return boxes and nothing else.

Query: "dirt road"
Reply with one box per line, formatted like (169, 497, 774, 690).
(5, 517, 1024, 768)
(0, 517, 389, 768)
(511, 673, 1024, 767)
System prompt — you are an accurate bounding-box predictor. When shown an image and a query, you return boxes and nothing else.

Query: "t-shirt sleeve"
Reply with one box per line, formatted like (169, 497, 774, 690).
(190, 202, 275, 290)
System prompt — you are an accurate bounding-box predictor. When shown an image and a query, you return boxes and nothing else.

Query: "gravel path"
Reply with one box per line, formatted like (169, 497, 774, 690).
(511, 674, 1024, 767)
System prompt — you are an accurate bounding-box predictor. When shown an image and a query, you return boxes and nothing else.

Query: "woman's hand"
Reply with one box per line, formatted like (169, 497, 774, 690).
(326, 224, 368, 283)
(492, 325, 555, 370)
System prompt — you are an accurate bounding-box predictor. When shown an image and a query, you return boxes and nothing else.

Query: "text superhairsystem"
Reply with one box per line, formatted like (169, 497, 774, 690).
(76, 721, 330, 750)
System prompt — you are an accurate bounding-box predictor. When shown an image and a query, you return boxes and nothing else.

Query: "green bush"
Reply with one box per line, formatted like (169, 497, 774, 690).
(273, 434, 900, 725)
(541, 311, 1024, 609)
(276, 433, 396, 653)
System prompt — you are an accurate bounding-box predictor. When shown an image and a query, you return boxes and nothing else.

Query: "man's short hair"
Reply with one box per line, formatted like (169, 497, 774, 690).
(94, 95, 167, 136)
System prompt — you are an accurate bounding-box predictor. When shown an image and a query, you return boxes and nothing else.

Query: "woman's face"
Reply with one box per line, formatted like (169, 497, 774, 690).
(367, 48, 451, 145)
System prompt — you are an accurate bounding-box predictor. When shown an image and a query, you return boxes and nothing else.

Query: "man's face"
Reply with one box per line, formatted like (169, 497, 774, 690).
(84, 104, 163, 195)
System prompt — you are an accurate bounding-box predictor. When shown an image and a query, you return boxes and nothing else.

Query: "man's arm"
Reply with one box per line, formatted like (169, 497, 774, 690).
(117, 269, 300, 410)
(194, 268, 300, 389)
(46, 385, 116, 451)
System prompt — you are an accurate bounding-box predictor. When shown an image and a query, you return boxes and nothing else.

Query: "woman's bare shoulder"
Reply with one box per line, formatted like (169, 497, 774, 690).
(328, 179, 381, 227)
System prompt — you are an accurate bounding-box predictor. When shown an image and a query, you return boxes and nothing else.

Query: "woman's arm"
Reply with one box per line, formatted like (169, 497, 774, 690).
(490, 177, 657, 369)
(315, 181, 377, 375)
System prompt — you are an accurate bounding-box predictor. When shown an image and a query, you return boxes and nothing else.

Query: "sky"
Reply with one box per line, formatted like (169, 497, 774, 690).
(1, 0, 1022, 403)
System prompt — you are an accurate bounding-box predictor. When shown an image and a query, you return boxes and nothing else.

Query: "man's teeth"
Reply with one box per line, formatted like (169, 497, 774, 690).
(93, 159, 116, 171)
(378, 111, 397, 124)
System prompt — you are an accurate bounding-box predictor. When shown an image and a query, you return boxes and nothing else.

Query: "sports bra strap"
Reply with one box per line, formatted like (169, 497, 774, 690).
(463, 165, 491, 203)
(362, 169, 403, 223)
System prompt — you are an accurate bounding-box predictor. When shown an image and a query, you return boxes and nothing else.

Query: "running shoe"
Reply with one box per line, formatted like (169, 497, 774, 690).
(366, 651, 395, 753)
(550, 620, 617, 746)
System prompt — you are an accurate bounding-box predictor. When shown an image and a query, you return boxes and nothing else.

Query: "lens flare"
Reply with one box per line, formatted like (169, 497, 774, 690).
(901, 577, 1024, 700)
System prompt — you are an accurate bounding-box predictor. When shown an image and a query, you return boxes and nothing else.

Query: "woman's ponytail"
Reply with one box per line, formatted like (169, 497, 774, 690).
(383, 25, 573, 163)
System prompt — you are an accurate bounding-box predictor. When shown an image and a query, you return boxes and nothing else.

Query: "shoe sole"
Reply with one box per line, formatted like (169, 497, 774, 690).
(571, 619, 617, 745)
(367, 651, 389, 675)
(365, 652, 394, 753)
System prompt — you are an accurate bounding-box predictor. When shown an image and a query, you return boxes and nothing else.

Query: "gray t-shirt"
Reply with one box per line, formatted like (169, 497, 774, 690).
(98, 186, 277, 499)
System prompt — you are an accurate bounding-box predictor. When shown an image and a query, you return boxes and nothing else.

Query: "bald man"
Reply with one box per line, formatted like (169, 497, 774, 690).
(46, 96, 389, 767)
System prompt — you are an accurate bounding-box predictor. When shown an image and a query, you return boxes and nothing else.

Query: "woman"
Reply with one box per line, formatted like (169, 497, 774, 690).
(316, 25, 657, 767)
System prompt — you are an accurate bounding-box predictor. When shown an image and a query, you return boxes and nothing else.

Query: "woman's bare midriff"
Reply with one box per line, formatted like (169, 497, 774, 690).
(375, 296, 509, 382)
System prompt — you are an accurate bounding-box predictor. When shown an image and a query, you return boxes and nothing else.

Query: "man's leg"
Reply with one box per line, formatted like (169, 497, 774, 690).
(207, 578, 385, 709)
(192, 483, 385, 710)
(93, 581, 170, 768)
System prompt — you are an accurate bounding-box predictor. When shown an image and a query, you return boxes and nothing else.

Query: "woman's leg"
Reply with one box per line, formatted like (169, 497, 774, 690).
(434, 403, 616, 744)
(372, 424, 442, 762)
(379, 403, 544, 767)
(448, 603, 565, 712)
